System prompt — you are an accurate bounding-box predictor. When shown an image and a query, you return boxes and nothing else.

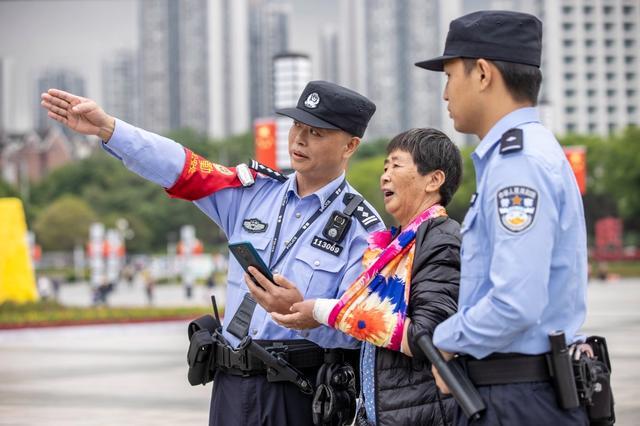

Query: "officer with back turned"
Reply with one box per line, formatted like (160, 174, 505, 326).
(41, 80, 383, 425)
(416, 11, 589, 425)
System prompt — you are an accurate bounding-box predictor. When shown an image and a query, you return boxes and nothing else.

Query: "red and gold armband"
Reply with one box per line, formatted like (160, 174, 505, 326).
(165, 148, 257, 201)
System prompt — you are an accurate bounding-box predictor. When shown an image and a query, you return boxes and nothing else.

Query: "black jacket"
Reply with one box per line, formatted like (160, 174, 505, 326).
(372, 216, 461, 426)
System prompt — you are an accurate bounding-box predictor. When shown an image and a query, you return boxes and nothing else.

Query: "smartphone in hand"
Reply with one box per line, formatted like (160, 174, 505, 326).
(228, 242, 275, 289)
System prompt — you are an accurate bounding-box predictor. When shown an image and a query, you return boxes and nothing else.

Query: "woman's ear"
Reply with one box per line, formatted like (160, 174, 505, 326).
(425, 170, 446, 194)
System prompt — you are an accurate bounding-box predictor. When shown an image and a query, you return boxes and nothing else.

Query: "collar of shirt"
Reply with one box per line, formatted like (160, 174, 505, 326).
(473, 107, 541, 161)
(286, 171, 347, 210)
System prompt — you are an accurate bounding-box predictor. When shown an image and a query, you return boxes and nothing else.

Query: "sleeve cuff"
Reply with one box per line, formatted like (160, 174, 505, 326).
(313, 298, 338, 326)
(101, 118, 135, 158)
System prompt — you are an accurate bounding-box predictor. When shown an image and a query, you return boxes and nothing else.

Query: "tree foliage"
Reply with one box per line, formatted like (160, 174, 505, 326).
(17, 125, 640, 252)
(0, 179, 19, 198)
(33, 195, 98, 250)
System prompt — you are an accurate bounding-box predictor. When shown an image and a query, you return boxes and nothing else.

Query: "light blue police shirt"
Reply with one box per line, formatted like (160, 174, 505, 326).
(433, 107, 588, 359)
(103, 119, 385, 349)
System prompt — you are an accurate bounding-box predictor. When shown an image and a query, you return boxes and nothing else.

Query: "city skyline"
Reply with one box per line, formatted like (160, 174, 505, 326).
(0, 0, 336, 133)
(0, 0, 638, 140)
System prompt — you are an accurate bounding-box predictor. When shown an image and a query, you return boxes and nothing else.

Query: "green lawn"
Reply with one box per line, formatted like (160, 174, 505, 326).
(0, 301, 217, 328)
(591, 261, 640, 278)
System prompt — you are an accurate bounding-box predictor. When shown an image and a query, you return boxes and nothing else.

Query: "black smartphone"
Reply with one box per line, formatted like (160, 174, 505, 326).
(228, 241, 275, 288)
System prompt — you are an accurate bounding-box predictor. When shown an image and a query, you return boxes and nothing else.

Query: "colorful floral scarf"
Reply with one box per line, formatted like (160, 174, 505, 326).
(321, 204, 447, 351)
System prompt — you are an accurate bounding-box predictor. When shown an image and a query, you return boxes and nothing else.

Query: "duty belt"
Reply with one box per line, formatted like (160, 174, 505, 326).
(215, 339, 327, 376)
(457, 353, 551, 386)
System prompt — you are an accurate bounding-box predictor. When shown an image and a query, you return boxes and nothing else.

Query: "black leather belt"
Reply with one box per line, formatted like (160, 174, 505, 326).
(458, 353, 551, 386)
(216, 339, 327, 376)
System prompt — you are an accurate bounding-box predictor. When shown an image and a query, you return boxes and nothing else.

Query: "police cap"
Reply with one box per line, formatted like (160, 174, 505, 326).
(276, 80, 376, 138)
(415, 10, 542, 71)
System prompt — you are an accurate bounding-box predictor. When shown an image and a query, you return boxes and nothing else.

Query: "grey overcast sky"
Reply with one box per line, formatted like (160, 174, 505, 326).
(0, 0, 337, 131)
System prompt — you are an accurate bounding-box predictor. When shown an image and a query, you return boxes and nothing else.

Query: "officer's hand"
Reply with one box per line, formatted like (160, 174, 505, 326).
(244, 267, 303, 315)
(432, 350, 453, 395)
(271, 300, 321, 330)
(41, 89, 115, 141)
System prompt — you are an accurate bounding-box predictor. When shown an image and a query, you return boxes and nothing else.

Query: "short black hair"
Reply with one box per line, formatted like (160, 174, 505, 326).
(386, 128, 462, 206)
(462, 58, 542, 105)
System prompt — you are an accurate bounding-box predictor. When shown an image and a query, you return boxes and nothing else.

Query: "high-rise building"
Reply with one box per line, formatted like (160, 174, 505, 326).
(360, 0, 443, 140)
(543, 0, 639, 135)
(339, 0, 367, 95)
(0, 58, 13, 134)
(139, 0, 209, 134)
(273, 53, 311, 170)
(35, 68, 85, 136)
(320, 27, 339, 83)
(461, 0, 639, 136)
(208, 0, 250, 138)
(249, 0, 291, 122)
(102, 50, 139, 126)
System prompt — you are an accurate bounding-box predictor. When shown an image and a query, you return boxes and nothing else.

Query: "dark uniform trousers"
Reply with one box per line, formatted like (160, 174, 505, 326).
(453, 382, 588, 426)
(209, 369, 315, 426)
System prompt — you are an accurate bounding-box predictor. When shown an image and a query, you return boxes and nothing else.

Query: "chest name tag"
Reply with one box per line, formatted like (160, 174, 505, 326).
(310, 236, 343, 257)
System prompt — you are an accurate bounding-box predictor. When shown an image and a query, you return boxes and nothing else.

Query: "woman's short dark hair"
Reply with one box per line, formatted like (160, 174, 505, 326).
(386, 128, 462, 206)
(463, 58, 542, 105)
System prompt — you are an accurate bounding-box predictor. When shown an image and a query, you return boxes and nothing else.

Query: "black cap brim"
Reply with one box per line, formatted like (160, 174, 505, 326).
(276, 107, 341, 130)
(415, 55, 460, 71)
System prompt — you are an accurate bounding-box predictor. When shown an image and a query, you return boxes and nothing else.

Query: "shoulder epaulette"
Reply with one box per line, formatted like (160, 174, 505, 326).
(499, 128, 523, 155)
(343, 193, 381, 230)
(248, 159, 288, 183)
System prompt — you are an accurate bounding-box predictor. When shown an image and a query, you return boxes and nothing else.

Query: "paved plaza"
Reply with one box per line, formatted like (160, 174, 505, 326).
(0, 279, 638, 425)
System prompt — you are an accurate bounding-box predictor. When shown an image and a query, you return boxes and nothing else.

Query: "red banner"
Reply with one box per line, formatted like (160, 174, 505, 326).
(563, 146, 587, 195)
(254, 120, 277, 170)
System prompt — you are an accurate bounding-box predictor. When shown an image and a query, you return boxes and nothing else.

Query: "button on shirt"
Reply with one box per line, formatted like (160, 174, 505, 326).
(103, 119, 385, 349)
(433, 107, 588, 358)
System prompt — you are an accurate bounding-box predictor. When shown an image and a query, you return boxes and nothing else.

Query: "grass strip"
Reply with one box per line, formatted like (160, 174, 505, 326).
(0, 301, 219, 328)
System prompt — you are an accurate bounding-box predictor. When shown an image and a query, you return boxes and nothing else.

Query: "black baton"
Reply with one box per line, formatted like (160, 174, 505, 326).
(416, 334, 485, 421)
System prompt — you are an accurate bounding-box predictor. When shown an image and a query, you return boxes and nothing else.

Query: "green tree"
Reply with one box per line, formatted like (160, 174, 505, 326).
(446, 145, 476, 224)
(0, 179, 19, 198)
(33, 195, 98, 250)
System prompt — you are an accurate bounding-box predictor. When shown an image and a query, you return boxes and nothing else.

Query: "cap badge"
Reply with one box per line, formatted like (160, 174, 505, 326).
(304, 92, 320, 109)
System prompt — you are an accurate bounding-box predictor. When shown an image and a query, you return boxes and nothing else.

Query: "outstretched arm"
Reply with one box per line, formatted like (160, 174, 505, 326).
(41, 89, 116, 141)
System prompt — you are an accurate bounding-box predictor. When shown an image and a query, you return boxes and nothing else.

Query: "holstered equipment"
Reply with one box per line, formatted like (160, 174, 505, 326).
(187, 297, 329, 395)
(548, 330, 581, 409)
(453, 332, 615, 426)
(575, 336, 615, 426)
(312, 349, 359, 426)
(186, 308, 225, 386)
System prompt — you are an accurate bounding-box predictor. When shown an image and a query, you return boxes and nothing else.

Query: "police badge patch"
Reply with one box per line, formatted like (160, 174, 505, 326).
(242, 218, 268, 233)
(497, 186, 538, 233)
(304, 92, 320, 109)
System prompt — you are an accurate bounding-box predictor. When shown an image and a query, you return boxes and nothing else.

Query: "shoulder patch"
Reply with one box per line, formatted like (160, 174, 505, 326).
(496, 186, 538, 233)
(249, 159, 288, 183)
(499, 128, 523, 155)
(343, 193, 381, 230)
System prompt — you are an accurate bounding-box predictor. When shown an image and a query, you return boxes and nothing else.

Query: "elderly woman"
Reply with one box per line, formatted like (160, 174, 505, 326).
(253, 128, 462, 425)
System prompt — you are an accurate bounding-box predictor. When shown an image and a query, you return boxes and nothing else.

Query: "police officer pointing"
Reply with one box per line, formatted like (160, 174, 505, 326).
(41, 81, 384, 425)
(416, 11, 589, 425)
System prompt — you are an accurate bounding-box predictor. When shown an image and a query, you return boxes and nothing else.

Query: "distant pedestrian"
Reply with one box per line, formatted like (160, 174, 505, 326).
(206, 271, 216, 290)
(142, 268, 155, 305)
(37, 275, 53, 301)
